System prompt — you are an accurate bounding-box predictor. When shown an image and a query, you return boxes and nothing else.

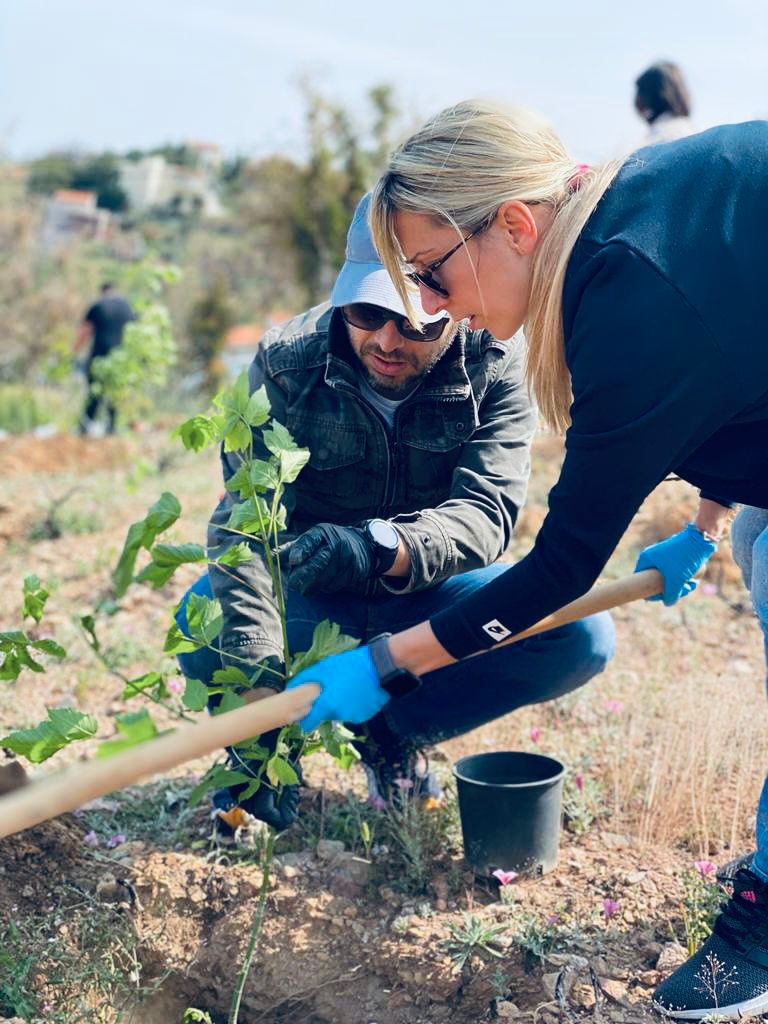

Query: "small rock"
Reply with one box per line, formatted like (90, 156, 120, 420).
(281, 864, 299, 880)
(334, 854, 372, 887)
(328, 876, 363, 900)
(571, 982, 597, 1010)
(435, 898, 447, 911)
(317, 839, 345, 861)
(599, 830, 635, 849)
(625, 870, 646, 885)
(541, 972, 561, 999)
(495, 1001, 522, 1020)
(656, 942, 688, 973)
(638, 969, 659, 985)
(547, 953, 589, 970)
(279, 850, 314, 869)
(599, 978, 629, 1005)
(639, 941, 663, 963)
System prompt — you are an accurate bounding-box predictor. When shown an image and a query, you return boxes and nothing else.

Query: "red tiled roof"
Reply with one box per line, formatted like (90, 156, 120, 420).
(53, 189, 96, 205)
(224, 312, 293, 349)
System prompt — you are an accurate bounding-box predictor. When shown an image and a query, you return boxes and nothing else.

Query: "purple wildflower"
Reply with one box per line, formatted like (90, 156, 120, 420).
(106, 833, 127, 849)
(394, 777, 414, 791)
(694, 859, 717, 877)
(602, 898, 620, 921)
(83, 830, 99, 847)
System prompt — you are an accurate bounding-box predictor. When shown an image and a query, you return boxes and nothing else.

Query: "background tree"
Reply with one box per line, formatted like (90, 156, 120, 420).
(187, 276, 234, 392)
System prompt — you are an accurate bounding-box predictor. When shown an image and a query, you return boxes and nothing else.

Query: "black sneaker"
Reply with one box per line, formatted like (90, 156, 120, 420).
(716, 852, 754, 886)
(653, 867, 768, 1020)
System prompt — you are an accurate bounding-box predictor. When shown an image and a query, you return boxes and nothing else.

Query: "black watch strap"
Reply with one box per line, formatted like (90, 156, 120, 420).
(369, 633, 422, 699)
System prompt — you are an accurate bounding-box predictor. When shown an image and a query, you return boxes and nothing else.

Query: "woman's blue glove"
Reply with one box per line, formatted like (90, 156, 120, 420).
(634, 523, 717, 606)
(284, 645, 390, 733)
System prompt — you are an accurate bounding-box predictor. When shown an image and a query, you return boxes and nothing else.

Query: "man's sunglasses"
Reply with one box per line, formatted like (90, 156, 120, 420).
(406, 226, 480, 298)
(340, 303, 450, 342)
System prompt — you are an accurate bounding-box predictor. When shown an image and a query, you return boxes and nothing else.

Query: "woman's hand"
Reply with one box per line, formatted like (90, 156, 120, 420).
(284, 646, 390, 732)
(634, 523, 717, 605)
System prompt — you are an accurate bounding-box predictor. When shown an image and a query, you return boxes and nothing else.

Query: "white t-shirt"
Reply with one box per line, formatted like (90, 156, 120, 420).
(357, 373, 414, 430)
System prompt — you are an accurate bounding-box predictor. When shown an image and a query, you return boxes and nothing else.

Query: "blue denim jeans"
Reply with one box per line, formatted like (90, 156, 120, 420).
(732, 507, 768, 880)
(176, 564, 615, 749)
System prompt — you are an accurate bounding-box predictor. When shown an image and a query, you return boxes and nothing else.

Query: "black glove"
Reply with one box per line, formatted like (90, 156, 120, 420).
(214, 727, 303, 833)
(279, 523, 373, 595)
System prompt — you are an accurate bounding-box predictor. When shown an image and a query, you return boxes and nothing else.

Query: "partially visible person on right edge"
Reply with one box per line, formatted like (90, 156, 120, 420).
(634, 60, 695, 144)
(74, 282, 135, 435)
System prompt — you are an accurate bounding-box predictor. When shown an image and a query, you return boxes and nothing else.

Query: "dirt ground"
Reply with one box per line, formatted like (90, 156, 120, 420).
(0, 430, 765, 1024)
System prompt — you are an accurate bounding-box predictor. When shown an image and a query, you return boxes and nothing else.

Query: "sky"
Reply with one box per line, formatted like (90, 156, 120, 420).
(1, 0, 766, 165)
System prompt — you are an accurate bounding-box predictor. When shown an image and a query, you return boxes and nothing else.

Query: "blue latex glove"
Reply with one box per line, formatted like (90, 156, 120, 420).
(285, 646, 390, 732)
(634, 523, 717, 606)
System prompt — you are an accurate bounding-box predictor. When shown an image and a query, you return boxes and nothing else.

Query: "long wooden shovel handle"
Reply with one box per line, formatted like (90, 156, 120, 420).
(474, 567, 663, 652)
(0, 569, 663, 841)
(0, 683, 320, 841)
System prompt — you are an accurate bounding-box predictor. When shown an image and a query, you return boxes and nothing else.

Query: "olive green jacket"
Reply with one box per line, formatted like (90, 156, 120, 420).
(207, 304, 536, 675)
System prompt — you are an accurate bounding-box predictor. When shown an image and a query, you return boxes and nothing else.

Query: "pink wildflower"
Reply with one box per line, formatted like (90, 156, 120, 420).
(368, 793, 387, 812)
(604, 699, 623, 715)
(167, 677, 184, 695)
(693, 859, 717, 878)
(529, 726, 541, 744)
(701, 582, 718, 596)
(106, 833, 127, 849)
(394, 777, 414, 791)
(492, 869, 518, 886)
(83, 830, 99, 847)
(602, 898, 620, 921)
(545, 913, 561, 927)
(575, 773, 585, 792)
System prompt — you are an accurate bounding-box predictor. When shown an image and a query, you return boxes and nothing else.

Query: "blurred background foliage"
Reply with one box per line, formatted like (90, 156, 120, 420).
(0, 82, 403, 429)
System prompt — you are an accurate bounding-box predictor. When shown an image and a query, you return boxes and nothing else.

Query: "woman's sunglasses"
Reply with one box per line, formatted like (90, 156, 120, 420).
(406, 227, 480, 298)
(340, 303, 450, 342)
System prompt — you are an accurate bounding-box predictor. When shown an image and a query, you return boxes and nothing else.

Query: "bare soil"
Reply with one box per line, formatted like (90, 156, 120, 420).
(0, 429, 765, 1024)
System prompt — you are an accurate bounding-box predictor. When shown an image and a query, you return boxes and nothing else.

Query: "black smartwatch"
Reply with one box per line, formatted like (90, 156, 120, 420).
(362, 518, 400, 576)
(369, 633, 422, 699)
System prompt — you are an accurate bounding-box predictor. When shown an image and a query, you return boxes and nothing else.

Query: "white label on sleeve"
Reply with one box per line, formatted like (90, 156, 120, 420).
(482, 619, 512, 642)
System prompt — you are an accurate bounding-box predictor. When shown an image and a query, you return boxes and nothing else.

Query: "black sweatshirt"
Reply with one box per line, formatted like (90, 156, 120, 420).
(430, 121, 768, 659)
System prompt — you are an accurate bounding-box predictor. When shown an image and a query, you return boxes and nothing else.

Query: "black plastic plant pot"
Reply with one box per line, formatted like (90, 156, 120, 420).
(453, 751, 566, 877)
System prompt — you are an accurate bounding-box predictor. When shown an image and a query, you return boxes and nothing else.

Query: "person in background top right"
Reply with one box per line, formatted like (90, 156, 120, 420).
(634, 60, 695, 144)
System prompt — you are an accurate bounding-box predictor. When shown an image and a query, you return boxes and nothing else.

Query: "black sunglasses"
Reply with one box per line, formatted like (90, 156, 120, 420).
(340, 303, 450, 342)
(406, 226, 480, 298)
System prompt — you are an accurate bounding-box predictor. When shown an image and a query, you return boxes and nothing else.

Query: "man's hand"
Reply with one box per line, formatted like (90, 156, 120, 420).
(216, 726, 302, 833)
(285, 646, 390, 732)
(279, 523, 373, 594)
(634, 523, 717, 605)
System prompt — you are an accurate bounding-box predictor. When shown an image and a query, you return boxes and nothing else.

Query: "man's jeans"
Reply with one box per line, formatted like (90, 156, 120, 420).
(732, 507, 768, 880)
(176, 564, 615, 750)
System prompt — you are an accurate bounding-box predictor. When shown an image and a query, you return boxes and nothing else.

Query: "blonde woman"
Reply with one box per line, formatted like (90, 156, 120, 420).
(286, 102, 768, 1019)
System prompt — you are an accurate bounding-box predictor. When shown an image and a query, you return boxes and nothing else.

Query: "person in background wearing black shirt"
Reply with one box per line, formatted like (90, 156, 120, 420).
(74, 282, 135, 435)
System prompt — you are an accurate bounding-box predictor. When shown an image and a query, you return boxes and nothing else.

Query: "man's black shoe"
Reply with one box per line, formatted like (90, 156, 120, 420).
(653, 867, 768, 1020)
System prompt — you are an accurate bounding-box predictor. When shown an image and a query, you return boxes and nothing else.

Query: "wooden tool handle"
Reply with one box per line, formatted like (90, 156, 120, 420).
(503, 567, 663, 645)
(0, 569, 663, 841)
(0, 683, 319, 841)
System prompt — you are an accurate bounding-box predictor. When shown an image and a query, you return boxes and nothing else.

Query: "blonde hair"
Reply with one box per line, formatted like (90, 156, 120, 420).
(370, 99, 623, 433)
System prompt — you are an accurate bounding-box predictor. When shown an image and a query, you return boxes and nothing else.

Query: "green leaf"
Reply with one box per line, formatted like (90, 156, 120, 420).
(29, 638, 67, 659)
(289, 620, 360, 677)
(213, 691, 246, 715)
(222, 419, 252, 454)
(224, 461, 252, 498)
(216, 542, 254, 568)
(182, 677, 209, 712)
(249, 459, 279, 491)
(226, 496, 272, 536)
(211, 666, 251, 687)
(172, 413, 222, 452)
(318, 721, 360, 769)
(97, 709, 159, 758)
(185, 593, 222, 646)
(0, 630, 28, 648)
(277, 447, 310, 484)
(266, 755, 299, 787)
(79, 614, 100, 652)
(214, 370, 251, 417)
(136, 542, 207, 588)
(262, 419, 298, 456)
(22, 575, 49, 624)
(113, 492, 182, 597)
(244, 385, 271, 427)
(163, 622, 201, 655)
(121, 671, 166, 701)
(1, 707, 98, 764)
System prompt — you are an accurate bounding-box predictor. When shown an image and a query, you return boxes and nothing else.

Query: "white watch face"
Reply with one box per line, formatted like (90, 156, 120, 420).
(369, 519, 399, 549)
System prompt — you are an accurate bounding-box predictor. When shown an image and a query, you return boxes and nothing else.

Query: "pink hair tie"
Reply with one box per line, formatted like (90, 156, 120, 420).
(568, 163, 590, 192)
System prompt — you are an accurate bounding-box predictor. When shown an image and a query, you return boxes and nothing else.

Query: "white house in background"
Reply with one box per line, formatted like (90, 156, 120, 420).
(119, 151, 223, 217)
(222, 312, 293, 378)
(40, 189, 112, 251)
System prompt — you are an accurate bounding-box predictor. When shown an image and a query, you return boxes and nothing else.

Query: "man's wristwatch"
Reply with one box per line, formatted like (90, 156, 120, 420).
(369, 633, 422, 699)
(362, 518, 400, 576)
